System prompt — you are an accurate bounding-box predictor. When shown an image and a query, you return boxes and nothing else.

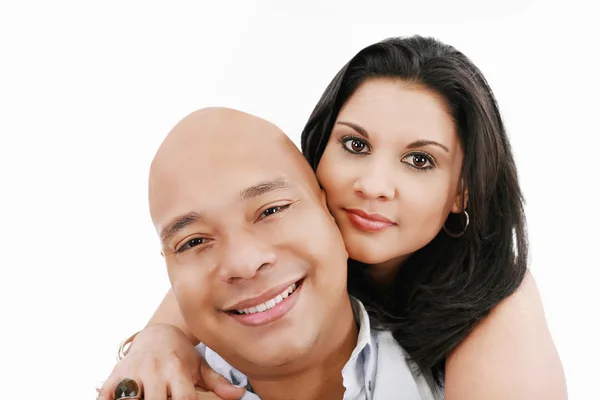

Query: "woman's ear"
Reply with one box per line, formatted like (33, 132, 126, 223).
(451, 180, 469, 213)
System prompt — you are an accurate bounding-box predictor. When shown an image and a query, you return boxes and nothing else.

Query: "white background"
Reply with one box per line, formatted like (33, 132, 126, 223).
(0, 0, 598, 398)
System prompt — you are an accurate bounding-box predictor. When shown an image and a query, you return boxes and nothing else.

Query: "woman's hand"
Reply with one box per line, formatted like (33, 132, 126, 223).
(97, 323, 245, 400)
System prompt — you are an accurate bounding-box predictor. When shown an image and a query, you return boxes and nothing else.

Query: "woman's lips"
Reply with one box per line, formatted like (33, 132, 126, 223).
(344, 208, 395, 232)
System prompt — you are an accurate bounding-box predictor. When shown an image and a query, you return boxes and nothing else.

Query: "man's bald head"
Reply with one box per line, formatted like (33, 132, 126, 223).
(149, 107, 320, 228)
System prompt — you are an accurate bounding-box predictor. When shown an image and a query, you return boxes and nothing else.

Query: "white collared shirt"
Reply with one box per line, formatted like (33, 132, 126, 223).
(197, 297, 444, 399)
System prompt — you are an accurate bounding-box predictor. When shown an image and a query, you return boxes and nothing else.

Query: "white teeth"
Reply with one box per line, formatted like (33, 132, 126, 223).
(236, 282, 299, 314)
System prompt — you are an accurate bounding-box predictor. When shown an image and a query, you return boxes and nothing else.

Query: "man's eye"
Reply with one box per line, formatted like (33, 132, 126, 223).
(259, 204, 291, 220)
(177, 237, 208, 253)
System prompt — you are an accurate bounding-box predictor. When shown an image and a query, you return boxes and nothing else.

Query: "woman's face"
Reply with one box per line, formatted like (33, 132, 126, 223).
(316, 78, 465, 273)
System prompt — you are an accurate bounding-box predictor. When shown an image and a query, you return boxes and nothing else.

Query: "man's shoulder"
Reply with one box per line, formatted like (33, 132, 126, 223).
(372, 329, 408, 356)
(349, 297, 409, 357)
(369, 330, 444, 399)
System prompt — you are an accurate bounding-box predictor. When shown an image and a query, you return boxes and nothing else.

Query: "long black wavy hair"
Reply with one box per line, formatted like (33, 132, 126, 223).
(301, 35, 528, 384)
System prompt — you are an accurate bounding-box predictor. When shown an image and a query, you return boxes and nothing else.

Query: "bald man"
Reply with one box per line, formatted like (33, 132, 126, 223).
(148, 107, 441, 400)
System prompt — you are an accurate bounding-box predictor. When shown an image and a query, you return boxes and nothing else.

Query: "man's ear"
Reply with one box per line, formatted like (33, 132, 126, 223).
(450, 180, 469, 213)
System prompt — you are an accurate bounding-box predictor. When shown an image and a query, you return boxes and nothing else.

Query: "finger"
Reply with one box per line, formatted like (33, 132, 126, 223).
(97, 374, 124, 400)
(196, 361, 245, 400)
(210, 382, 246, 400)
(194, 388, 227, 400)
(168, 374, 198, 400)
(195, 358, 229, 390)
(140, 377, 167, 400)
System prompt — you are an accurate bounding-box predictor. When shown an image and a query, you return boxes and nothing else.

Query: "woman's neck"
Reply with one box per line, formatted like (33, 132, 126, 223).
(367, 255, 408, 286)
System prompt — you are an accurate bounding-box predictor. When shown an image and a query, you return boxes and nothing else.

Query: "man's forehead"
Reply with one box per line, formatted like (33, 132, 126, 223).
(149, 107, 320, 223)
(157, 168, 302, 212)
(183, 171, 300, 198)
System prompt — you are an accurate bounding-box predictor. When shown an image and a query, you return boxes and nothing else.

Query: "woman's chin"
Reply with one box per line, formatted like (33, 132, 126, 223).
(348, 249, 392, 265)
(348, 248, 411, 270)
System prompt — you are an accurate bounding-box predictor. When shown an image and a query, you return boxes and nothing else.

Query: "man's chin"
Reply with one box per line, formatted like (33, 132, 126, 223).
(241, 334, 319, 371)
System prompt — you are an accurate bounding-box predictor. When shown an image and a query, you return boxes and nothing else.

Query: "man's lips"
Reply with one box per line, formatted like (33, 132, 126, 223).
(344, 208, 396, 232)
(227, 279, 304, 327)
(223, 277, 304, 311)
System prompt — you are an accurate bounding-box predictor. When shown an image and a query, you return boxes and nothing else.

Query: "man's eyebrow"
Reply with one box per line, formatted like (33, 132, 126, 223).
(160, 211, 204, 244)
(240, 178, 293, 200)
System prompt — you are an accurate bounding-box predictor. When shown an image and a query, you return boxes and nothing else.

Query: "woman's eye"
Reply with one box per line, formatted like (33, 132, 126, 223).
(259, 204, 290, 220)
(342, 137, 370, 154)
(178, 237, 208, 253)
(402, 153, 435, 169)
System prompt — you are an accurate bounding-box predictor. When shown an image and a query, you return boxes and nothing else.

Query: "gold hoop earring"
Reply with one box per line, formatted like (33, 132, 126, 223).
(443, 210, 469, 238)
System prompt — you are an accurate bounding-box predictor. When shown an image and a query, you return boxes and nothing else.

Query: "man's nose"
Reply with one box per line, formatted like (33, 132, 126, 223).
(218, 230, 277, 282)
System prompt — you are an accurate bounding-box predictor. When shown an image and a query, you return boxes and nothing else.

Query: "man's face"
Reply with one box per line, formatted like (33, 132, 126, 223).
(150, 116, 349, 374)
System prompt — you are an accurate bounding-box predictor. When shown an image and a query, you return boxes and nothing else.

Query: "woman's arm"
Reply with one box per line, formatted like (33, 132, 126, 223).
(445, 270, 567, 399)
(98, 289, 244, 400)
(146, 288, 199, 345)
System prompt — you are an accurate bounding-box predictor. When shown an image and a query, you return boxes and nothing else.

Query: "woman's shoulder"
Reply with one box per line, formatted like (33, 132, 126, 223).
(444, 270, 567, 399)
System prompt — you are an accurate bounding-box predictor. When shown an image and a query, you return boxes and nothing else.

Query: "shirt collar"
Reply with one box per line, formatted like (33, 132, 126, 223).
(341, 296, 378, 399)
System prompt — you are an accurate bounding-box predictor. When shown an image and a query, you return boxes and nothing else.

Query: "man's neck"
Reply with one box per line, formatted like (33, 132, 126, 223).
(248, 297, 358, 400)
